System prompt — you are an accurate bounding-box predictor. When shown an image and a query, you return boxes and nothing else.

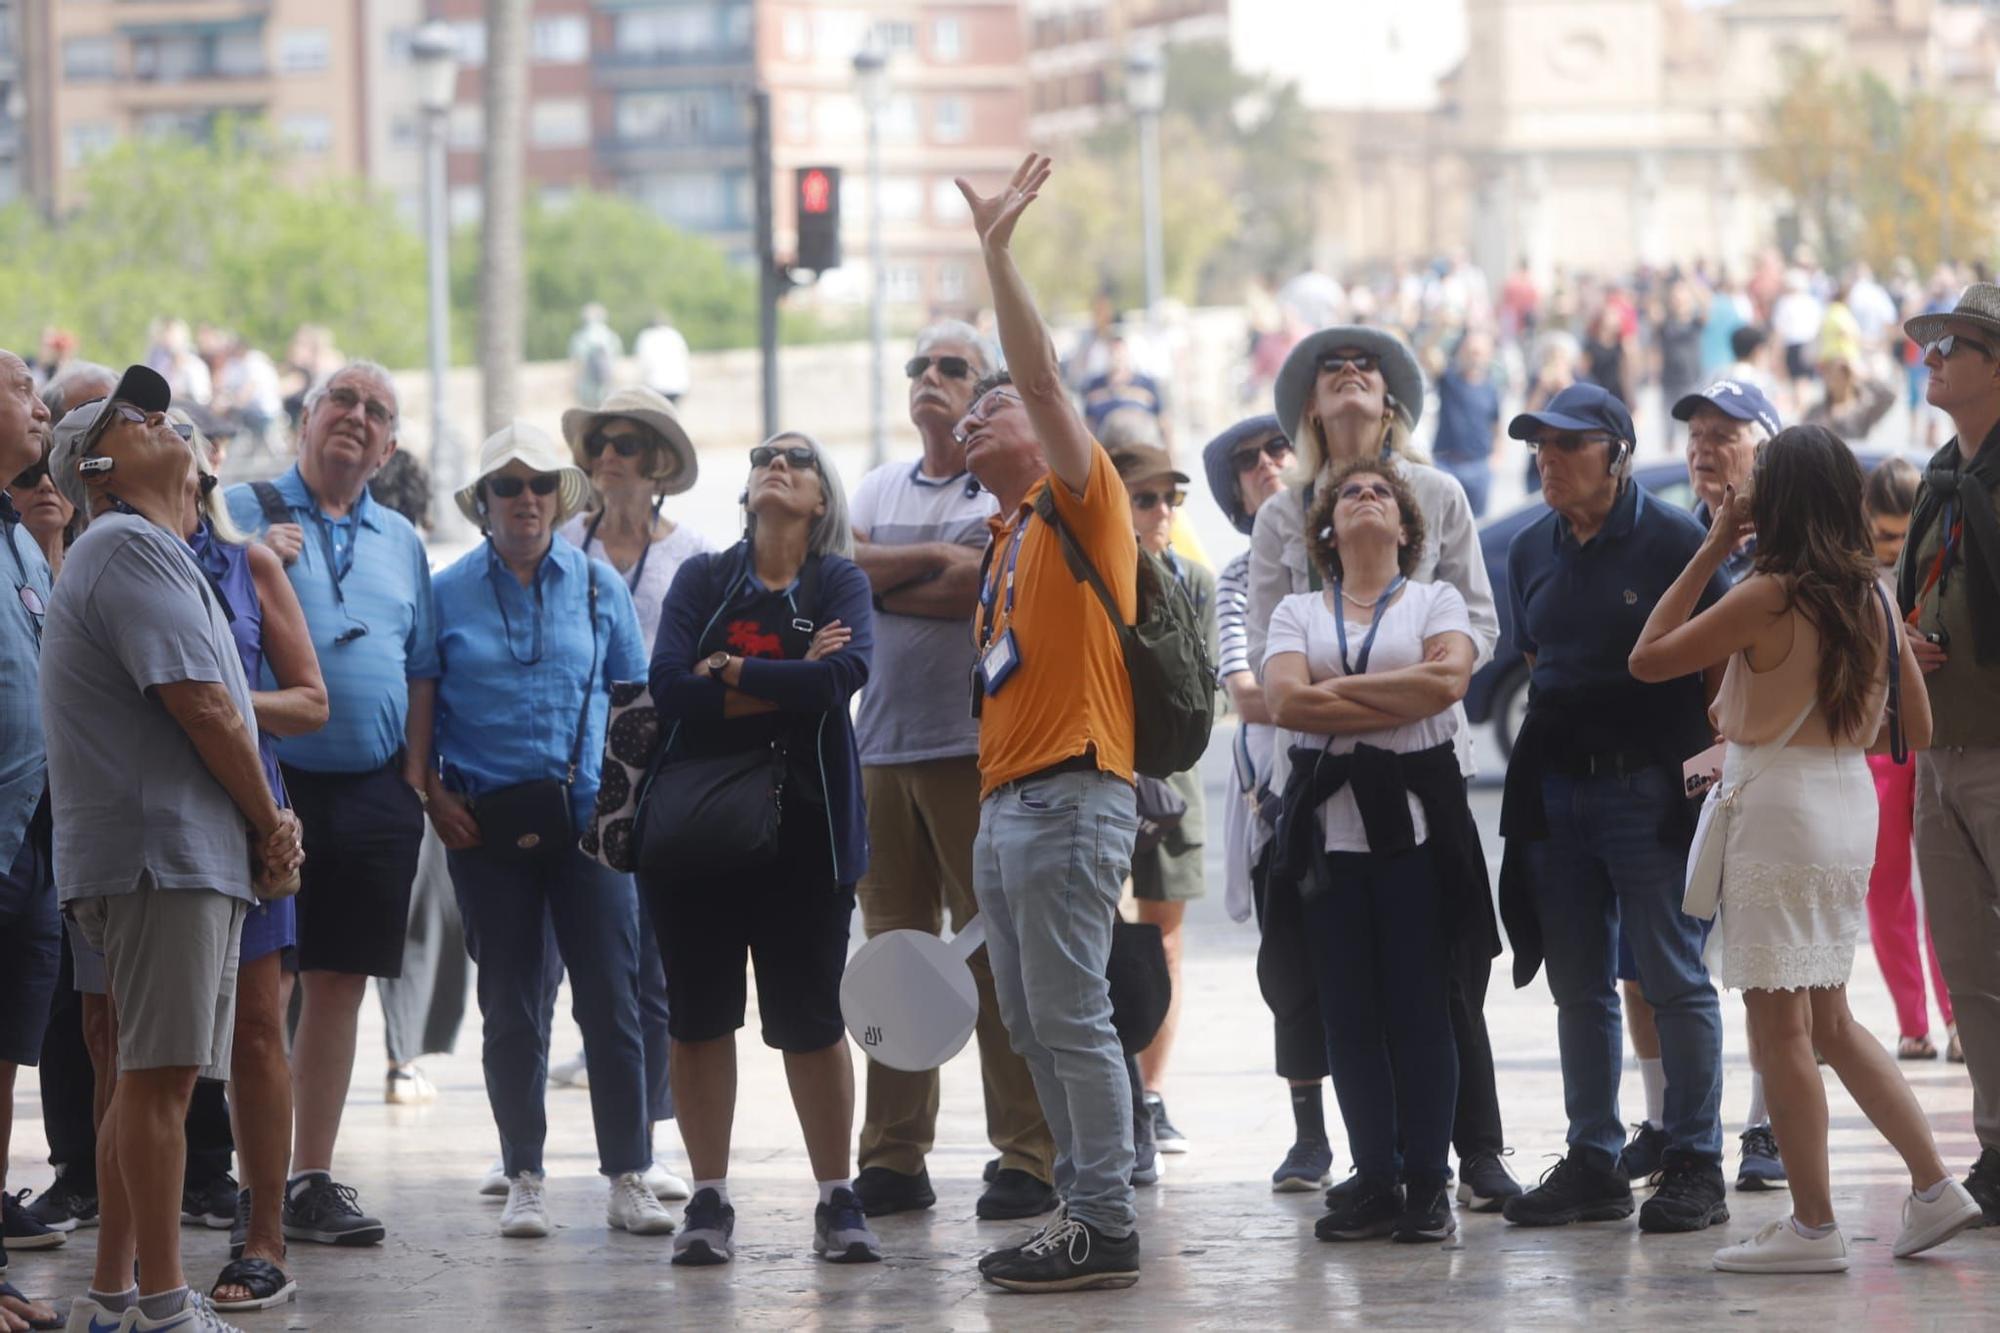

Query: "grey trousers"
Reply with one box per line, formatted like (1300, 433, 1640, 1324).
(378, 827, 468, 1066)
(1913, 747, 2000, 1154)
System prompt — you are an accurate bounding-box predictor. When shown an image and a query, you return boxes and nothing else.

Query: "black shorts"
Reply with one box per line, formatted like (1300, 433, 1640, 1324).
(642, 808, 854, 1053)
(283, 762, 426, 978)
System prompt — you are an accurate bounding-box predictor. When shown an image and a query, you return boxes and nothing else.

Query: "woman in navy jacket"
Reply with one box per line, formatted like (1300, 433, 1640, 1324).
(642, 431, 880, 1268)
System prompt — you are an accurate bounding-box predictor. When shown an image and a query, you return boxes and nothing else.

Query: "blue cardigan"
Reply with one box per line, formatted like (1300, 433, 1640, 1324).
(649, 544, 874, 886)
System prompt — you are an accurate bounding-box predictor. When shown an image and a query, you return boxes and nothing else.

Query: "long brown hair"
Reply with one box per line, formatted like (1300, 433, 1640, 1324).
(1749, 426, 1885, 740)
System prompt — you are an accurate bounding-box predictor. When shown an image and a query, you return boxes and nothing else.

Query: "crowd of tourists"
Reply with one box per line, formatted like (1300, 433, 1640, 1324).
(2, 157, 1999, 1329)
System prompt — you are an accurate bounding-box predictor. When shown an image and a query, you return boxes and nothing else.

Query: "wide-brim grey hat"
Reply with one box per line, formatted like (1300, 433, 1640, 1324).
(1905, 282, 2000, 348)
(1274, 326, 1425, 443)
(561, 387, 697, 497)
(456, 420, 594, 527)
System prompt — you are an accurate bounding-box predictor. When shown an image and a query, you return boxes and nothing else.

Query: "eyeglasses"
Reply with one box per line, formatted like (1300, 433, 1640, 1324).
(1338, 481, 1395, 502)
(1929, 334, 1996, 362)
(906, 355, 974, 381)
(484, 474, 560, 499)
(1232, 438, 1293, 472)
(79, 401, 150, 463)
(1131, 488, 1185, 511)
(585, 429, 650, 459)
(323, 385, 396, 426)
(750, 443, 818, 470)
(11, 463, 47, 489)
(1317, 353, 1381, 376)
(170, 421, 194, 443)
(1528, 432, 1617, 454)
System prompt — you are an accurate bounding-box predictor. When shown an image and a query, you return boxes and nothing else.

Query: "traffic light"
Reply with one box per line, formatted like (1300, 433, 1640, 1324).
(795, 166, 842, 273)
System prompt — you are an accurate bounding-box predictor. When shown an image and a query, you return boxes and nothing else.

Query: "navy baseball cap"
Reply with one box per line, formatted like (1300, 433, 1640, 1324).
(1671, 379, 1783, 438)
(1507, 382, 1636, 444)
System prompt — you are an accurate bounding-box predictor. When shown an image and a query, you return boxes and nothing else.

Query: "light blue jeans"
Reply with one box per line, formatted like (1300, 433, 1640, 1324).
(974, 767, 1139, 1238)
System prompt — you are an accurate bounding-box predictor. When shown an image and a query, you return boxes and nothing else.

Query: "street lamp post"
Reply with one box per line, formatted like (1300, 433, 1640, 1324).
(854, 47, 889, 470)
(411, 22, 461, 534)
(1126, 47, 1167, 319)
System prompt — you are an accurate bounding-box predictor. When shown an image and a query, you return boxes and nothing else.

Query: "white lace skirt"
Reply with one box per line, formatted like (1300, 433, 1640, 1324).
(1711, 744, 1875, 992)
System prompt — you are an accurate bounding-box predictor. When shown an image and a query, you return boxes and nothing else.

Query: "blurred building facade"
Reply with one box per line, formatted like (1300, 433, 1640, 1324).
(1025, 0, 1229, 139)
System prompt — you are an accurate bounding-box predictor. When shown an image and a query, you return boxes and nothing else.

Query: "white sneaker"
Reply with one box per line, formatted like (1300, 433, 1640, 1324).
(1713, 1217, 1849, 1274)
(643, 1162, 691, 1201)
(548, 1052, 589, 1089)
(1893, 1179, 1983, 1258)
(129, 1293, 244, 1331)
(384, 1063, 437, 1105)
(478, 1160, 509, 1198)
(500, 1173, 551, 1239)
(63, 1297, 134, 1332)
(607, 1172, 675, 1236)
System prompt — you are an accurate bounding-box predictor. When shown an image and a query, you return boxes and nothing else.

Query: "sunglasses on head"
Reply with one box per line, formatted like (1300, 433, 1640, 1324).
(585, 429, 649, 459)
(1930, 333, 1996, 362)
(1232, 437, 1293, 472)
(750, 443, 818, 470)
(906, 355, 974, 381)
(484, 474, 560, 499)
(1131, 488, 1186, 511)
(1338, 480, 1395, 502)
(1318, 353, 1380, 376)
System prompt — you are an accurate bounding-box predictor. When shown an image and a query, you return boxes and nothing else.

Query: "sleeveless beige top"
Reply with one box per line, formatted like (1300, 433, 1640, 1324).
(1711, 592, 1890, 748)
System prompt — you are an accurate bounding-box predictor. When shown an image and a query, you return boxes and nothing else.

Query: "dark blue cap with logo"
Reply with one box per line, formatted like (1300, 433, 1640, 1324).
(1507, 382, 1636, 444)
(1670, 379, 1783, 438)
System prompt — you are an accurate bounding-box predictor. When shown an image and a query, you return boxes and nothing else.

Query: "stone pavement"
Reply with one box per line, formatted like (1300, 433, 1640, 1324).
(6, 742, 1993, 1329)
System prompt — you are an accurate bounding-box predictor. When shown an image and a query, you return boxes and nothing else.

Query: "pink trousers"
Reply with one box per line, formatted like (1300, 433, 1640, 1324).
(1868, 753, 1954, 1039)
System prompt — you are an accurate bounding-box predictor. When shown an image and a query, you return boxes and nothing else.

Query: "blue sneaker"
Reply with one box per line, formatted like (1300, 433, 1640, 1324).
(1272, 1140, 1334, 1193)
(1616, 1124, 1668, 1183)
(672, 1188, 735, 1266)
(813, 1188, 882, 1264)
(1736, 1125, 1788, 1192)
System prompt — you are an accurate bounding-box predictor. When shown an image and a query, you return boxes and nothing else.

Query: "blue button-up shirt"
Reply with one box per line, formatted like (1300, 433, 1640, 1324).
(226, 465, 440, 773)
(0, 496, 50, 903)
(1509, 479, 1729, 694)
(432, 538, 645, 829)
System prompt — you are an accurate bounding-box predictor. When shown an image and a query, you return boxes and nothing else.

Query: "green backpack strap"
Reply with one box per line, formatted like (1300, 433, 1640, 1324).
(1032, 487, 1131, 638)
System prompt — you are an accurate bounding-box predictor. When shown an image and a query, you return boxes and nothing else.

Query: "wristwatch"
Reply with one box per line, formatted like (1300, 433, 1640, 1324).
(707, 650, 732, 675)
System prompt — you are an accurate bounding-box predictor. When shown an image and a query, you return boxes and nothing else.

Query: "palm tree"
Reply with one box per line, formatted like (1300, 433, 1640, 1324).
(478, 0, 527, 434)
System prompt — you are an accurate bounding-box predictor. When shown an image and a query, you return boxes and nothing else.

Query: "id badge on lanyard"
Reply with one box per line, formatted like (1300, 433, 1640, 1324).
(976, 517, 1031, 701)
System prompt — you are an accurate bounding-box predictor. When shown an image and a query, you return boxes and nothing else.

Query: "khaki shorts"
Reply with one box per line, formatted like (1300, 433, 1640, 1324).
(71, 876, 246, 1080)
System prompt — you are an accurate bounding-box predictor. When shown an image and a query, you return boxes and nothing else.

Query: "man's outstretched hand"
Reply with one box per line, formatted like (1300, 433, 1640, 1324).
(955, 154, 1053, 253)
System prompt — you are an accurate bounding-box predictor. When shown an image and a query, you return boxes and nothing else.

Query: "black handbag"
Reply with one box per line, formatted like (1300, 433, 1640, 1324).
(1132, 774, 1188, 857)
(1108, 919, 1172, 1055)
(634, 741, 787, 876)
(474, 570, 600, 859)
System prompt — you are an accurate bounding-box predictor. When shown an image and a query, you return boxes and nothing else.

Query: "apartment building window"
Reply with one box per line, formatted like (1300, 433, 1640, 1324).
(782, 14, 810, 60)
(449, 185, 483, 228)
(617, 5, 748, 59)
(131, 29, 266, 83)
(62, 123, 118, 168)
(932, 178, 969, 223)
(279, 113, 333, 155)
(938, 261, 969, 303)
(932, 17, 963, 62)
(879, 95, 919, 144)
(813, 11, 870, 63)
(873, 20, 917, 54)
(884, 263, 924, 305)
(784, 94, 811, 142)
(876, 176, 923, 224)
(278, 27, 331, 73)
(933, 96, 968, 144)
(615, 88, 737, 144)
(448, 104, 484, 151)
(447, 20, 487, 66)
(532, 16, 589, 64)
(62, 37, 117, 81)
(531, 98, 591, 149)
(632, 171, 745, 231)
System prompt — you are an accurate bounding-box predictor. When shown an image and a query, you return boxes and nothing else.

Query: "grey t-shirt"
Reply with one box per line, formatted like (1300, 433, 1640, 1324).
(849, 460, 998, 766)
(41, 513, 256, 903)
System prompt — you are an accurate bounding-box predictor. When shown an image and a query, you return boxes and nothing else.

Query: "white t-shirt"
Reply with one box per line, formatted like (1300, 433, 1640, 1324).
(558, 513, 709, 652)
(1263, 580, 1471, 853)
(634, 324, 691, 397)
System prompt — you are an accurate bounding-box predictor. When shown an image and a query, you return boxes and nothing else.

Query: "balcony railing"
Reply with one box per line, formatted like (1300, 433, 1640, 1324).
(594, 45, 754, 73)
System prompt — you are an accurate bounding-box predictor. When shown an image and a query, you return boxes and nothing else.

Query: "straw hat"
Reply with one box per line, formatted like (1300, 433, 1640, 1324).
(455, 420, 593, 527)
(1904, 282, 2000, 349)
(560, 387, 697, 496)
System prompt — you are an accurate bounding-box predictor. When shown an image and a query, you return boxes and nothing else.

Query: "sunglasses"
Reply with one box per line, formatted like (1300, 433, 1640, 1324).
(585, 430, 649, 459)
(11, 463, 47, 489)
(1338, 481, 1395, 502)
(484, 474, 560, 499)
(750, 444, 818, 470)
(1528, 432, 1617, 454)
(1930, 334, 1996, 362)
(906, 355, 974, 381)
(1232, 438, 1293, 472)
(1131, 488, 1186, 511)
(1317, 353, 1380, 376)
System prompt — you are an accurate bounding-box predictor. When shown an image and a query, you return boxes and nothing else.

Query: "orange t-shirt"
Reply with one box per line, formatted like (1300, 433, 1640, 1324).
(976, 443, 1138, 798)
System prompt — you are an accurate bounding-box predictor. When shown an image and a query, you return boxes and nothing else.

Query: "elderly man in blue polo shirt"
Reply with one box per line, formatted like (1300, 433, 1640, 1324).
(225, 361, 439, 1249)
(1496, 383, 1732, 1236)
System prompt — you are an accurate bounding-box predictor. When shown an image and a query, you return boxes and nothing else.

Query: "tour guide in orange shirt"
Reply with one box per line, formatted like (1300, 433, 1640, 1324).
(955, 155, 1143, 1294)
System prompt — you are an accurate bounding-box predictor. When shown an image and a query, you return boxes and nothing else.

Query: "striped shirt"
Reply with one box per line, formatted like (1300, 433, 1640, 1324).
(1216, 549, 1252, 680)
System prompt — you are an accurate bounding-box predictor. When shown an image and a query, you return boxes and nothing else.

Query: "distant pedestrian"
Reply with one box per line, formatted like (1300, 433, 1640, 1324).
(633, 310, 691, 404)
(1431, 330, 1503, 518)
(570, 304, 623, 410)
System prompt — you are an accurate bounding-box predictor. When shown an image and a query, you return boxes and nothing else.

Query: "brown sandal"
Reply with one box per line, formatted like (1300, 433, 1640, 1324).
(1948, 1026, 1966, 1063)
(1899, 1035, 1938, 1060)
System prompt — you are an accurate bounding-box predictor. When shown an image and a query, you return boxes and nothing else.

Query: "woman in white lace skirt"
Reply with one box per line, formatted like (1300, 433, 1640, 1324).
(1630, 425, 1981, 1274)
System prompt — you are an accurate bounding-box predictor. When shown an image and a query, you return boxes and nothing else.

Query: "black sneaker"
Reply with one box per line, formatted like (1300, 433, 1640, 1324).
(1638, 1152, 1729, 1233)
(983, 1214, 1139, 1293)
(977, 1168, 1058, 1221)
(282, 1175, 386, 1246)
(1966, 1148, 2000, 1226)
(982, 1157, 1000, 1185)
(980, 1204, 1067, 1276)
(25, 1172, 97, 1232)
(851, 1165, 935, 1218)
(1, 1189, 65, 1250)
(1455, 1151, 1522, 1213)
(1144, 1092, 1188, 1154)
(672, 1188, 736, 1266)
(1392, 1184, 1458, 1243)
(182, 1172, 238, 1229)
(1324, 1167, 1362, 1210)
(1616, 1123, 1668, 1182)
(1735, 1124, 1788, 1192)
(1501, 1153, 1634, 1227)
(1314, 1176, 1403, 1241)
(1272, 1139, 1334, 1194)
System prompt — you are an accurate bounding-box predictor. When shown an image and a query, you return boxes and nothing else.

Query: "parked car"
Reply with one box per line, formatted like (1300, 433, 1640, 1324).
(1466, 449, 1895, 758)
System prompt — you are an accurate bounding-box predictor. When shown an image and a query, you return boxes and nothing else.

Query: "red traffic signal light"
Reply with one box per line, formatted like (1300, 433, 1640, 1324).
(801, 169, 833, 215)
(795, 165, 842, 272)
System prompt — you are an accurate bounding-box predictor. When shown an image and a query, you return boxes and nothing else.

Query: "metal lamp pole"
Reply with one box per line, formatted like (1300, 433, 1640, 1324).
(1126, 48, 1167, 318)
(412, 22, 461, 535)
(854, 48, 889, 470)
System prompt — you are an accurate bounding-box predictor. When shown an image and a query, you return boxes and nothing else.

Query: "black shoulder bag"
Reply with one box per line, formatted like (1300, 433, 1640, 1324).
(474, 568, 601, 857)
(1876, 584, 1908, 765)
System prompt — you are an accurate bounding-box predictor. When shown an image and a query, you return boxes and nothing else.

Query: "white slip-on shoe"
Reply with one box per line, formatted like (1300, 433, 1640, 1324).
(478, 1160, 509, 1198)
(643, 1163, 691, 1201)
(1893, 1180, 1983, 1259)
(1713, 1217, 1849, 1274)
(607, 1173, 675, 1236)
(547, 1053, 589, 1090)
(499, 1173, 551, 1239)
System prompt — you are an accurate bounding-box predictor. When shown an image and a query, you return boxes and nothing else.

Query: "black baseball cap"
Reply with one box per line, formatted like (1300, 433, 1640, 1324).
(1507, 383, 1636, 444)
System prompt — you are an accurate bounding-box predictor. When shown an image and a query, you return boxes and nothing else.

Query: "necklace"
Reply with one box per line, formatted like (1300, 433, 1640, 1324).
(1340, 583, 1395, 608)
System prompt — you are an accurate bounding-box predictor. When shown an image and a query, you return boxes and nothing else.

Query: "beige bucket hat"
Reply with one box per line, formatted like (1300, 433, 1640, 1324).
(456, 420, 593, 527)
(560, 387, 697, 496)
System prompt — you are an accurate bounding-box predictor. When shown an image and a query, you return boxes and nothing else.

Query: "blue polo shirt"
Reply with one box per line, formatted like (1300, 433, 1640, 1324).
(432, 538, 646, 829)
(0, 497, 50, 908)
(1508, 479, 1729, 694)
(226, 465, 440, 774)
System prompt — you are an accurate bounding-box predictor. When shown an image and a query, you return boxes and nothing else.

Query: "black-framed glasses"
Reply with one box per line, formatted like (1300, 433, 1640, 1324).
(1317, 353, 1381, 376)
(1930, 334, 1996, 362)
(485, 474, 561, 499)
(323, 384, 396, 426)
(906, 355, 973, 381)
(750, 443, 817, 470)
(1131, 488, 1185, 511)
(585, 429, 650, 459)
(10, 463, 47, 490)
(1232, 438, 1293, 472)
(1338, 481, 1395, 502)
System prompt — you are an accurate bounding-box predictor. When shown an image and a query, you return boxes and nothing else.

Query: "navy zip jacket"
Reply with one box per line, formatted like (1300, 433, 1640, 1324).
(649, 544, 874, 886)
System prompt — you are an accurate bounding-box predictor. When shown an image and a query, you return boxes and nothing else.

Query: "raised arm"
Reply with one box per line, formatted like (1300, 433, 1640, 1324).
(956, 155, 1096, 497)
